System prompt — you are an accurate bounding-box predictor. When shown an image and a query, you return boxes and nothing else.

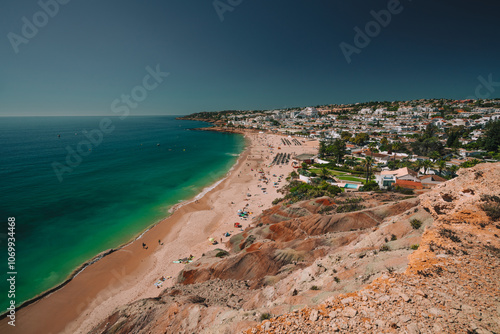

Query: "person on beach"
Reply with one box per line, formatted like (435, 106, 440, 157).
(142, 243, 148, 249)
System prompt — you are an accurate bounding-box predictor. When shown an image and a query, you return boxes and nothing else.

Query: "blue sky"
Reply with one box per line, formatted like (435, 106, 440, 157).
(1, 0, 499, 116)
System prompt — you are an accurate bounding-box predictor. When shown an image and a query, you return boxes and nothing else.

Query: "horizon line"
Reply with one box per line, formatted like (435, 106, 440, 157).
(0, 114, 188, 117)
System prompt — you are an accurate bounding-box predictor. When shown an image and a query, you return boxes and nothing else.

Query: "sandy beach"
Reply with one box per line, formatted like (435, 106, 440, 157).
(0, 131, 318, 334)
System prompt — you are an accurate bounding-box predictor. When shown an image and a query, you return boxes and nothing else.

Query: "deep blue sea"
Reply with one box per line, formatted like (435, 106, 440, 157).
(0, 116, 244, 311)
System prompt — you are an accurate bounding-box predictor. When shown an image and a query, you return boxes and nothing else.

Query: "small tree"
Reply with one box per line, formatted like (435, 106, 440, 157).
(368, 142, 377, 156)
(436, 160, 446, 175)
(363, 156, 374, 183)
(448, 165, 459, 177)
(483, 119, 500, 152)
(429, 151, 440, 162)
(422, 159, 433, 175)
(319, 167, 330, 180)
(331, 139, 347, 164)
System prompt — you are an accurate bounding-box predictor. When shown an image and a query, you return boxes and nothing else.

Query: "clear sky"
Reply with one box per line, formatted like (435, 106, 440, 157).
(1, 0, 499, 116)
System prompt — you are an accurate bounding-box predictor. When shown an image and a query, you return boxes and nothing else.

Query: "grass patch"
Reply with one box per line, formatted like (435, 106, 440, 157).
(336, 176, 365, 183)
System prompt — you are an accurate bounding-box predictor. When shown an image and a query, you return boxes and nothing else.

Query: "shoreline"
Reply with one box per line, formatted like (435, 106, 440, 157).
(168, 143, 246, 214)
(0, 127, 247, 320)
(0, 130, 317, 334)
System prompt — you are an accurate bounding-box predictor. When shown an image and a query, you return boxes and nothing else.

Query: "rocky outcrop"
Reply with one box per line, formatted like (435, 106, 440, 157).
(89, 163, 500, 334)
(90, 191, 425, 333)
(246, 163, 500, 334)
(178, 195, 418, 288)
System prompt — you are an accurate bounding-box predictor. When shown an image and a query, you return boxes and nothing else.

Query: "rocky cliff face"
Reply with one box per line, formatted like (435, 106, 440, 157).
(246, 162, 500, 334)
(90, 163, 500, 334)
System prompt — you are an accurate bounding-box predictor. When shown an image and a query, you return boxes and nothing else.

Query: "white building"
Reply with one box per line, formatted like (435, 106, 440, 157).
(295, 107, 319, 119)
(375, 167, 420, 189)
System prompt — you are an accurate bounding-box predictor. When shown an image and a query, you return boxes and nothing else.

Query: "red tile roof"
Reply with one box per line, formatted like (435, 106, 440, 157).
(419, 175, 447, 182)
(395, 179, 423, 189)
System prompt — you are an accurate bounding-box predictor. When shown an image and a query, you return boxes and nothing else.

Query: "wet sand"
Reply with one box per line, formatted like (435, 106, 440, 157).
(0, 131, 318, 334)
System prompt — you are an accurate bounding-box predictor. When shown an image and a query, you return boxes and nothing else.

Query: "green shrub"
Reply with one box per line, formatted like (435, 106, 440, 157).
(481, 195, 500, 203)
(439, 228, 461, 243)
(359, 181, 379, 191)
(318, 206, 336, 214)
(188, 295, 207, 304)
(379, 244, 390, 252)
(260, 313, 272, 321)
(342, 197, 364, 204)
(411, 244, 419, 250)
(393, 186, 414, 195)
(280, 180, 342, 204)
(334, 277, 340, 283)
(482, 203, 500, 220)
(481, 195, 500, 221)
(272, 198, 283, 205)
(215, 250, 229, 258)
(310, 285, 320, 290)
(391, 234, 397, 241)
(336, 203, 365, 213)
(410, 219, 422, 229)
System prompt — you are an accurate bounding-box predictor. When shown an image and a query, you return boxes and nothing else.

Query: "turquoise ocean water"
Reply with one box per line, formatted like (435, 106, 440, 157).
(0, 116, 244, 311)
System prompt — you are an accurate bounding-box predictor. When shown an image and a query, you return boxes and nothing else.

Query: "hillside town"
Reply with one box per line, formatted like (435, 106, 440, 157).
(181, 98, 500, 193)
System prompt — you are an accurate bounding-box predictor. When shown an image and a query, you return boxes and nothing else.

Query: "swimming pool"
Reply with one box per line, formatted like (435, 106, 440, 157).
(344, 183, 359, 189)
